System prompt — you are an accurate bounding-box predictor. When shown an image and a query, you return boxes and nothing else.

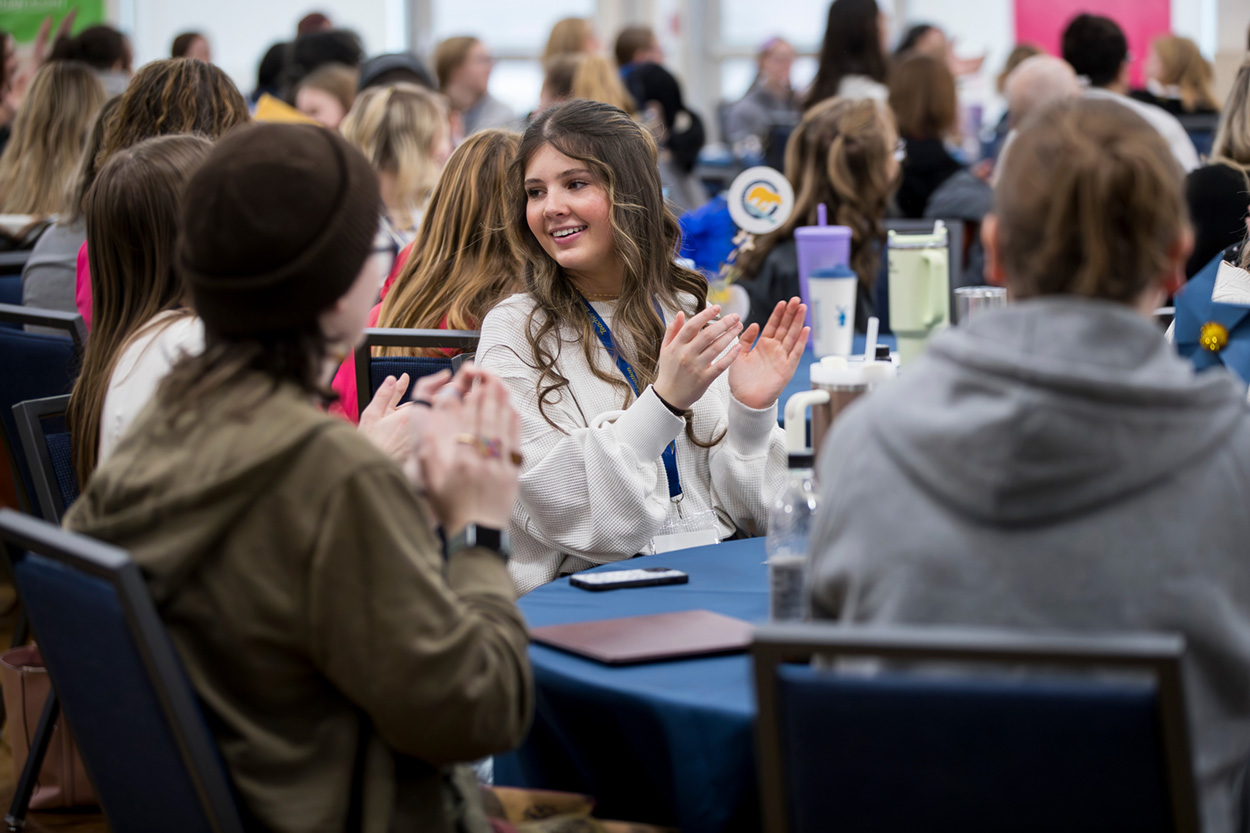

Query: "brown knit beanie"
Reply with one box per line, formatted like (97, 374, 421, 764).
(178, 123, 379, 336)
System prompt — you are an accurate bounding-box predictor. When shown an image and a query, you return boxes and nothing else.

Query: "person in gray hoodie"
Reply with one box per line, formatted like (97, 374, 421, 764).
(810, 97, 1250, 833)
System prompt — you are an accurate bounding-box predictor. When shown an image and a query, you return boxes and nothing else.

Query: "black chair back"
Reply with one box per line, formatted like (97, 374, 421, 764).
(353, 327, 479, 413)
(0, 305, 85, 511)
(13, 395, 76, 523)
(753, 624, 1200, 833)
(0, 251, 30, 278)
(0, 510, 246, 833)
(1177, 112, 1220, 159)
(0, 275, 22, 331)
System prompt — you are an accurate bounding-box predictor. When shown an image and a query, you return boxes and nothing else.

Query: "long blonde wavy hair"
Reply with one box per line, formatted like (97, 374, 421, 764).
(509, 99, 720, 447)
(738, 96, 897, 293)
(1152, 35, 1218, 113)
(0, 61, 106, 215)
(1211, 58, 1250, 171)
(377, 129, 522, 353)
(340, 82, 448, 231)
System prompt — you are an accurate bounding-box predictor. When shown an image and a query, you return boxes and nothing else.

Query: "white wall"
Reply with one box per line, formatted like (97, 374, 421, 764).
(113, 0, 1241, 116)
(120, 0, 398, 97)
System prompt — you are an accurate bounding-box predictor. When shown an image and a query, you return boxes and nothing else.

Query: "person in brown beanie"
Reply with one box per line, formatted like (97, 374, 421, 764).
(65, 122, 533, 833)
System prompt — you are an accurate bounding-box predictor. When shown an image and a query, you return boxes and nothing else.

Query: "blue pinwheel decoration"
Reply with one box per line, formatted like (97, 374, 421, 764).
(1175, 252, 1250, 389)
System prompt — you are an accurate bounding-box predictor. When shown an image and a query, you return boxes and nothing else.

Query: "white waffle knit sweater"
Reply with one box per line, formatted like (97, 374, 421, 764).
(476, 293, 789, 594)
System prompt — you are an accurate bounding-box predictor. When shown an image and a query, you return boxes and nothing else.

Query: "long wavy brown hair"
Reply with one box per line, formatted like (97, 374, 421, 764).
(509, 99, 719, 446)
(67, 134, 212, 485)
(738, 97, 896, 294)
(98, 58, 249, 166)
(0, 61, 105, 215)
(377, 128, 522, 353)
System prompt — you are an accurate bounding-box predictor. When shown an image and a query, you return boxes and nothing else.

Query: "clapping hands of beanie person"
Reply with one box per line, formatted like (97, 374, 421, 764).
(416, 367, 521, 538)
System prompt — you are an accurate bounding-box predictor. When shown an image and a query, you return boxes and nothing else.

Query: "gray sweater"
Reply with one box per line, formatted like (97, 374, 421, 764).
(22, 219, 85, 315)
(811, 297, 1250, 833)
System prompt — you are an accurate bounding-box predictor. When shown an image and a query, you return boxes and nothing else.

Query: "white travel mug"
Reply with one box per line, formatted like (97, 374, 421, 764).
(808, 265, 857, 357)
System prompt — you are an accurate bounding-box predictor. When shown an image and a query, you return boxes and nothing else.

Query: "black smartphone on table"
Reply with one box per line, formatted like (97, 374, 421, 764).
(570, 567, 689, 591)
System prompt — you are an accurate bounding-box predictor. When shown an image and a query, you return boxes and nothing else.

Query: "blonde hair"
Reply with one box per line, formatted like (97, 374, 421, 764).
(340, 83, 448, 230)
(739, 97, 897, 293)
(434, 36, 478, 90)
(543, 54, 636, 114)
(997, 98, 1187, 302)
(1212, 58, 1250, 170)
(296, 63, 358, 114)
(377, 129, 522, 353)
(0, 61, 106, 215)
(1152, 36, 1218, 113)
(544, 17, 594, 64)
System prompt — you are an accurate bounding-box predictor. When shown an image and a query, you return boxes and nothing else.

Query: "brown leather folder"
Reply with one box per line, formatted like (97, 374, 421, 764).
(530, 609, 754, 665)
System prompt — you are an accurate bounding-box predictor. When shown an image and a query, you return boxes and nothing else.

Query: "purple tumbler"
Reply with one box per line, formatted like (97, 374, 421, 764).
(794, 204, 852, 331)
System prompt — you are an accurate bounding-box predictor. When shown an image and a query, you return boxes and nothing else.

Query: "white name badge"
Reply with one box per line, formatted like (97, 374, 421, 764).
(648, 507, 720, 555)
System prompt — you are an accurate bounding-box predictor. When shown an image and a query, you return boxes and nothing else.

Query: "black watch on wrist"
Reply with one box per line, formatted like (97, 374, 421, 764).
(446, 524, 510, 562)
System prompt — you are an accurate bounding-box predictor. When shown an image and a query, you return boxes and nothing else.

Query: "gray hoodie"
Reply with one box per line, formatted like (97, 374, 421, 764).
(810, 296, 1250, 833)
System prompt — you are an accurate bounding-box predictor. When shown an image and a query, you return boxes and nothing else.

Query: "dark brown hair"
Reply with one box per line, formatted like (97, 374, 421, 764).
(805, 0, 887, 111)
(170, 32, 205, 58)
(614, 26, 655, 67)
(67, 134, 212, 484)
(739, 97, 896, 294)
(65, 96, 122, 224)
(889, 53, 958, 141)
(99, 58, 249, 166)
(996, 98, 1187, 301)
(509, 99, 718, 446)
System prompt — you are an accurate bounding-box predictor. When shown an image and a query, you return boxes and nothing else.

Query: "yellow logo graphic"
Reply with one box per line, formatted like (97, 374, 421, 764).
(744, 182, 783, 222)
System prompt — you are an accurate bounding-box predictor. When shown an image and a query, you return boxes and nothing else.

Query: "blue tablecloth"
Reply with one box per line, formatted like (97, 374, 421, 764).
(494, 538, 769, 833)
(779, 335, 898, 426)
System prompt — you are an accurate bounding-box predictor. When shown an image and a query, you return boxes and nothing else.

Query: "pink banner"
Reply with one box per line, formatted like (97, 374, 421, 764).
(1015, 0, 1171, 88)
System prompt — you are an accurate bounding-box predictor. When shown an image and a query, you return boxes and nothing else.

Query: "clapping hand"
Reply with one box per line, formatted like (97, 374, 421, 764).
(417, 367, 521, 535)
(728, 297, 809, 409)
(653, 304, 744, 410)
(358, 369, 474, 486)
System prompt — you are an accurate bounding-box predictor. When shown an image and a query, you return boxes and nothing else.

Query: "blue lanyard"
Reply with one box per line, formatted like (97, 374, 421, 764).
(579, 296, 683, 502)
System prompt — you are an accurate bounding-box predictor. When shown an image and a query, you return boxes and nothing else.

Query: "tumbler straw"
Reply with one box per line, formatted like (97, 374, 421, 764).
(864, 316, 879, 362)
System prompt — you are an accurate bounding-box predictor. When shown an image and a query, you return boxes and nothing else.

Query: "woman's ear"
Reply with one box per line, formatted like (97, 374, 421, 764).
(980, 214, 1007, 287)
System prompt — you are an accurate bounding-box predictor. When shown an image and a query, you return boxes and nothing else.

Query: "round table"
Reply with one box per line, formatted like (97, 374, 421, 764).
(494, 538, 769, 833)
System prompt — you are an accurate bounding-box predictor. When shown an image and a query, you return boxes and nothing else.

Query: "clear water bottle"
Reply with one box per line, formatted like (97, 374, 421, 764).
(767, 453, 821, 621)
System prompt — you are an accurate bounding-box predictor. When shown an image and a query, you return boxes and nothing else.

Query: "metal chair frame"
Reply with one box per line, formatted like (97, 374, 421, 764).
(0, 510, 245, 833)
(353, 327, 479, 413)
(13, 395, 73, 525)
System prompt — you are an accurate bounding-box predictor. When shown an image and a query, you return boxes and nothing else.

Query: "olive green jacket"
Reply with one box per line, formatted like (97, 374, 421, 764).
(66, 373, 533, 833)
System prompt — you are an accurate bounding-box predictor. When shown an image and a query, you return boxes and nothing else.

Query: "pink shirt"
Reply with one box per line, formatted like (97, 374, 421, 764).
(75, 241, 92, 330)
(328, 241, 414, 423)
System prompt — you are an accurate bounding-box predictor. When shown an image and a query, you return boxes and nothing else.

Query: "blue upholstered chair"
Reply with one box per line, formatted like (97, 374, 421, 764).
(13, 395, 77, 523)
(353, 327, 479, 412)
(0, 304, 85, 512)
(0, 510, 246, 833)
(752, 623, 1201, 833)
(0, 251, 30, 278)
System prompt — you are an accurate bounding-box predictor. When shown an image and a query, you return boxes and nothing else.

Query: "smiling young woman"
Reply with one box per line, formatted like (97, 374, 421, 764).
(475, 98, 809, 593)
